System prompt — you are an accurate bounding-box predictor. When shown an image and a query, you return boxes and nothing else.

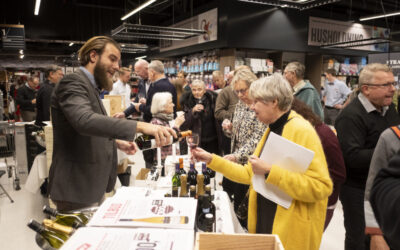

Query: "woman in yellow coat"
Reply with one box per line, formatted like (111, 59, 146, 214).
(193, 73, 333, 250)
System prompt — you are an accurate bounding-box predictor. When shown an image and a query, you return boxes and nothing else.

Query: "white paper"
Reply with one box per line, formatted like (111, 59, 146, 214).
(61, 227, 194, 250)
(252, 132, 315, 209)
(88, 196, 197, 230)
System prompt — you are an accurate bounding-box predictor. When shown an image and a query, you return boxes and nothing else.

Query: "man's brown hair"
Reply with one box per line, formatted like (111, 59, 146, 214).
(78, 36, 121, 66)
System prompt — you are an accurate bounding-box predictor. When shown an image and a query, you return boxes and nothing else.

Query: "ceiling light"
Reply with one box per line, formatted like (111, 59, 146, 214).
(360, 11, 400, 21)
(19, 49, 23, 54)
(121, 44, 126, 47)
(34, 0, 41, 15)
(135, 55, 147, 60)
(121, 0, 156, 21)
(281, 4, 288, 8)
(20, 54, 24, 59)
(69, 42, 74, 46)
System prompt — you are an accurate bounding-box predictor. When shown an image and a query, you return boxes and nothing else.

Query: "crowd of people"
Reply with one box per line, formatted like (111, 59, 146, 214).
(11, 36, 400, 250)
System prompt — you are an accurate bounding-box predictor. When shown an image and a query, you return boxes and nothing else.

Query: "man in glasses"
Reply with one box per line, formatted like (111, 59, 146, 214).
(335, 63, 400, 250)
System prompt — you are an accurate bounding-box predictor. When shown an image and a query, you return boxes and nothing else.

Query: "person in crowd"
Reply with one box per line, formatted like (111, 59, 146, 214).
(284, 61, 324, 120)
(322, 68, 352, 126)
(192, 73, 332, 250)
(291, 98, 346, 230)
(48, 36, 176, 212)
(171, 77, 184, 112)
(110, 67, 132, 110)
(180, 79, 221, 154)
(177, 70, 190, 92)
(226, 70, 235, 85)
(114, 59, 149, 118)
(335, 63, 400, 250)
(35, 65, 64, 126)
(149, 92, 185, 165)
(212, 70, 226, 93)
(221, 69, 267, 227)
(17, 76, 39, 121)
(115, 60, 177, 122)
(364, 125, 400, 250)
(214, 70, 239, 156)
(370, 150, 400, 250)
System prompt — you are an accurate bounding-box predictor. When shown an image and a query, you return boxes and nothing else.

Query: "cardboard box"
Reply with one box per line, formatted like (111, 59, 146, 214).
(135, 168, 150, 180)
(194, 233, 284, 250)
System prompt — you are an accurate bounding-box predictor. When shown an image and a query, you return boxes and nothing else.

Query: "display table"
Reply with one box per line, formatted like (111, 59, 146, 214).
(24, 151, 47, 193)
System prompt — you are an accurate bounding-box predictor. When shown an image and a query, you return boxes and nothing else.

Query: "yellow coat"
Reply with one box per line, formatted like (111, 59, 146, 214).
(208, 110, 332, 250)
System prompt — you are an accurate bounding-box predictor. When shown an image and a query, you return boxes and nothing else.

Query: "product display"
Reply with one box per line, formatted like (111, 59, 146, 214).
(42, 206, 88, 228)
(135, 130, 192, 151)
(27, 219, 68, 249)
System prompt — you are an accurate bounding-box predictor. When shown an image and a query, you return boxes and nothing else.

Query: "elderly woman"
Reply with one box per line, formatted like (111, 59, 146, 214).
(193, 73, 332, 250)
(147, 92, 184, 165)
(180, 79, 220, 154)
(221, 69, 267, 223)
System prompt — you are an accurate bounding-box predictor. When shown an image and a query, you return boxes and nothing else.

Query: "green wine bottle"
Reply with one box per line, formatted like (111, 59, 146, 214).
(43, 219, 76, 236)
(43, 205, 88, 228)
(27, 219, 68, 249)
(172, 163, 181, 197)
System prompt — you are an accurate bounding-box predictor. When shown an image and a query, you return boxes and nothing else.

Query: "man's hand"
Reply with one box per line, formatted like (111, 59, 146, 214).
(192, 147, 213, 164)
(116, 140, 138, 155)
(136, 122, 177, 147)
(113, 112, 126, 118)
(370, 235, 390, 250)
(249, 155, 271, 175)
(223, 154, 237, 162)
(134, 103, 141, 112)
(222, 119, 232, 131)
(139, 98, 146, 104)
(32, 99, 36, 104)
(334, 104, 343, 109)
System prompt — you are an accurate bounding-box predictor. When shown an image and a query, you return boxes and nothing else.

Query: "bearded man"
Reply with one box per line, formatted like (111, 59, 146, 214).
(49, 36, 176, 211)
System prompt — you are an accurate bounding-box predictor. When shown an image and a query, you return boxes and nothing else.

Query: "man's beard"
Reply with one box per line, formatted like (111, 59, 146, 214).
(94, 60, 113, 91)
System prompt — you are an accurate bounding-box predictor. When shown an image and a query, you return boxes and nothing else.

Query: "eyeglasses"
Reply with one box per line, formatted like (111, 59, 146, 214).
(363, 82, 397, 88)
(234, 88, 248, 95)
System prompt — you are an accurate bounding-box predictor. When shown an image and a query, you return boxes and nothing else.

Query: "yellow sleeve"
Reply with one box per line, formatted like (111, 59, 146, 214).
(208, 154, 253, 185)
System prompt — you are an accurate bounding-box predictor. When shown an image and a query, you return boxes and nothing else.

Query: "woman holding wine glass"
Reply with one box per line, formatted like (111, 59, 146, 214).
(180, 79, 221, 155)
(192, 73, 332, 250)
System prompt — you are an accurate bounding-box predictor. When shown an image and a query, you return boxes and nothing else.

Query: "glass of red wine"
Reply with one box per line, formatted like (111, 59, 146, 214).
(187, 133, 199, 162)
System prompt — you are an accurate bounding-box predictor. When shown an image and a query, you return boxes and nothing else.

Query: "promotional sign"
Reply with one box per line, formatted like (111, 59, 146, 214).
(308, 16, 389, 51)
(369, 52, 400, 83)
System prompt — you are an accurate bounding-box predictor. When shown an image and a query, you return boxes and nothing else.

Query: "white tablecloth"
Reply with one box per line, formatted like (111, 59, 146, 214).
(25, 152, 47, 194)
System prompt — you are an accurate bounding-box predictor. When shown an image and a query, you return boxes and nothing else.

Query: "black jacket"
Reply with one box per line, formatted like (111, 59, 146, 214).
(16, 84, 37, 111)
(36, 80, 55, 125)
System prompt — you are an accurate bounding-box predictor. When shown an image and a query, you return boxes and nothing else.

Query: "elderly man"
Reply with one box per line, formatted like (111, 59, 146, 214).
(212, 70, 226, 93)
(335, 63, 400, 250)
(284, 62, 324, 120)
(110, 67, 131, 109)
(17, 76, 39, 121)
(322, 68, 352, 125)
(49, 36, 175, 211)
(36, 65, 64, 125)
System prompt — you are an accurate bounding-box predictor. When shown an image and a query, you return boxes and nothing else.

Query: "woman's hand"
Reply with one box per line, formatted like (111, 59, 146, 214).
(221, 119, 232, 131)
(116, 140, 138, 155)
(192, 147, 213, 164)
(174, 114, 185, 128)
(249, 155, 271, 175)
(223, 154, 237, 163)
(192, 104, 204, 113)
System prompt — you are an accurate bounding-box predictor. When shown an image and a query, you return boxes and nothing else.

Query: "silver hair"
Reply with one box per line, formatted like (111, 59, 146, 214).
(212, 70, 223, 79)
(151, 92, 172, 114)
(249, 73, 293, 111)
(359, 63, 392, 89)
(191, 79, 206, 89)
(231, 68, 257, 89)
(285, 62, 305, 79)
(149, 60, 165, 74)
(134, 59, 149, 68)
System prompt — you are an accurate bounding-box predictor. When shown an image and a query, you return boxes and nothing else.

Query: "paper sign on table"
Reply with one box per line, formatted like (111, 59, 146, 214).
(61, 227, 194, 250)
(252, 131, 314, 209)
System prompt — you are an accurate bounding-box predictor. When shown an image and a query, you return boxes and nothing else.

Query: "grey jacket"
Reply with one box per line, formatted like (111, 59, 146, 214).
(48, 69, 137, 204)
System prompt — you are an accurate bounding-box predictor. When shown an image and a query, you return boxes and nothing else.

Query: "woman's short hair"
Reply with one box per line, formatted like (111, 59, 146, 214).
(285, 62, 305, 79)
(191, 79, 205, 89)
(359, 63, 392, 88)
(78, 36, 120, 66)
(249, 73, 293, 111)
(231, 68, 257, 89)
(151, 92, 172, 114)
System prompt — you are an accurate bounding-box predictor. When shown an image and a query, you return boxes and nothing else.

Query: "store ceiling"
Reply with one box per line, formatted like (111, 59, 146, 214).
(1, 0, 400, 62)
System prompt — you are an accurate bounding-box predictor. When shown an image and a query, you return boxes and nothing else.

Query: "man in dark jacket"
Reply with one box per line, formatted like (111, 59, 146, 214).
(17, 76, 39, 121)
(35, 65, 64, 125)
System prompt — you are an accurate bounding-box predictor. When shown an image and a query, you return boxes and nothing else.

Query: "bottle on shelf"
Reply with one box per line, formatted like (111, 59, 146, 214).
(43, 219, 75, 236)
(202, 163, 210, 186)
(172, 163, 181, 197)
(197, 173, 205, 197)
(27, 219, 68, 249)
(43, 205, 88, 228)
(179, 174, 188, 197)
(135, 129, 192, 151)
(187, 162, 198, 186)
(189, 185, 196, 198)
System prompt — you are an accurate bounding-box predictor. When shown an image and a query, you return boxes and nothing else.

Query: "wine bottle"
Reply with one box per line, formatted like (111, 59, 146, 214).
(120, 216, 189, 224)
(172, 163, 181, 197)
(206, 165, 215, 178)
(197, 174, 205, 197)
(179, 158, 186, 175)
(43, 206, 88, 228)
(179, 174, 188, 197)
(187, 162, 198, 186)
(27, 219, 68, 249)
(205, 184, 211, 197)
(43, 219, 75, 236)
(189, 185, 196, 198)
(202, 163, 210, 186)
(204, 213, 215, 232)
(135, 130, 192, 151)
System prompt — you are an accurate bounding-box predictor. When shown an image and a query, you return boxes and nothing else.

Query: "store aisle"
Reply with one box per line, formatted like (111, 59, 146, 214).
(0, 150, 345, 249)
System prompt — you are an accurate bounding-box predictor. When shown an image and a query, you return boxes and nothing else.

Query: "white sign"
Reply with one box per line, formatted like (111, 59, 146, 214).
(308, 16, 389, 51)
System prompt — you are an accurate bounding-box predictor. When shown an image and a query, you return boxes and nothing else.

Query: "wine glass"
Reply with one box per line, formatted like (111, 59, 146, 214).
(187, 133, 199, 163)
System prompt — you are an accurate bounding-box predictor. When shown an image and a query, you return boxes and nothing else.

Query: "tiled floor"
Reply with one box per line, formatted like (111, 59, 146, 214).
(0, 151, 345, 249)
